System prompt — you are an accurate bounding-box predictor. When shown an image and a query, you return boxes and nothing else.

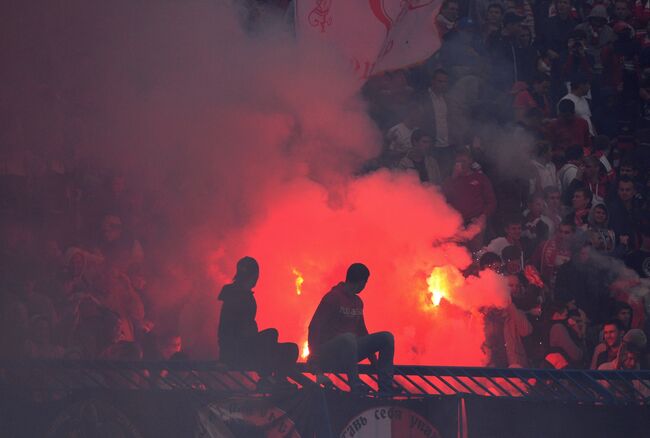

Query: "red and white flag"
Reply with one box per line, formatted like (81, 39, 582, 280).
(295, 0, 443, 79)
(372, 0, 443, 74)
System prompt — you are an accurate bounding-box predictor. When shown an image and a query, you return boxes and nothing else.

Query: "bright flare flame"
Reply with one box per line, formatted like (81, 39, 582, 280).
(292, 268, 304, 295)
(426, 265, 464, 307)
(301, 341, 310, 360)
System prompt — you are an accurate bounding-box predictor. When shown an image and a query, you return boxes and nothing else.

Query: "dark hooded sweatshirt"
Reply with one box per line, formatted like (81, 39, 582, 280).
(218, 283, 258, 357)
(308, 282, 368, 354)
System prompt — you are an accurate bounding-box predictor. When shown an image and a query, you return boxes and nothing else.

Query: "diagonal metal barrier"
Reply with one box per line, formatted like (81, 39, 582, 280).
(1, 360, 649, 405)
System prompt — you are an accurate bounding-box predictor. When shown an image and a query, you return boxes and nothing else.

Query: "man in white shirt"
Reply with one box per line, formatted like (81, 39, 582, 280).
(420, 69, 453, 176)
(560, 77, 595, 136)
(429, 71, 450, 149)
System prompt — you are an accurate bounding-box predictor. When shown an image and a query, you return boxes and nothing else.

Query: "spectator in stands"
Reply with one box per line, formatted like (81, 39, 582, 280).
(506, 0, 535, 35)
(420, 69, 453, 176)
(591, 319, 625, 369)
(560, 76, 595, 136)
(608, 177, 642, 249)
(157, 332, 183, 360)
(437, 0, 461, 38)
(385, 103, 421, 166)
(543, 186, 565, 229)
(624, 225, 650, 277)
(602, 22, 641, 119)
(532, 142, 559, 193)
(566, 186, 592, 230)
(555, 239, 611, 325)
(94, 265, 144, 340)
(438, 18, 483, 78)
(96, 214, 144, 270)
(575, 6, 615, 73)
(538, 0, 579, 59)
(503, 274, 534, 367)
(308, 263, 395, 394)
(398, 129, 442, 184)
(218, 257, 298, 390)
(587, 203, 618, 254)
(443, 149, 496, 250)
(558, 144, 584, 195)
(612, 300, 634, 332)
(523, 193, 553, 246)
(486, 216, 530, 258)
(532, 219, 575, 290)
(513, 24, 539, 83)
(487, 12, 526, 90)
(544, 301, 586, 368)
(514, 74, 552, 121)
(568, 156, 609, 205)
(618, 158, 643, 191)
(479, 251, 503, 272)
(503, 245, 525, 275)
(481, 3, 504, 40)
(550, 101, 592, 154)
(612, 0, 634, 26)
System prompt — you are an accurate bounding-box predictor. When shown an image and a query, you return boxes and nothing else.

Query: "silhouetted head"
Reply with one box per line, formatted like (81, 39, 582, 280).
(557, 99, 576, 120)
(479, 252, 502, 272)
(234, 256, 259, 288)
(345, 263, 370, 294)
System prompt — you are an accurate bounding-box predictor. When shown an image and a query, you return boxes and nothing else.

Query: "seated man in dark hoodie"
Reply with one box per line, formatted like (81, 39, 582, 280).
(218, 256, 298, 390)
(307, 263, 395, 394)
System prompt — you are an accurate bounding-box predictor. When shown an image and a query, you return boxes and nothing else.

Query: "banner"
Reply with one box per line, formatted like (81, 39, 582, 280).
(295, 0, 443, 79)
(5, 386, 650, 437)
(372, 1, 443, 74)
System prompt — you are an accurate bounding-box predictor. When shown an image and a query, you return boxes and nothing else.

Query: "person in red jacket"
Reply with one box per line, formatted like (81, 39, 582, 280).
(549, 99, 592, 153)
(442, 149, 497, 250)
(307, 263, 395, 394)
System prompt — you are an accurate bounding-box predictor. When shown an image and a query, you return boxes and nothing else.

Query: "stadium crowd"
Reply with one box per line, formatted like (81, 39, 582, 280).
(1, 0, 649, 373)
(364, 0, 650, 370)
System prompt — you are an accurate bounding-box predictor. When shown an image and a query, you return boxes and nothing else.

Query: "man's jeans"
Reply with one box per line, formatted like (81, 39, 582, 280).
(311, 331, 394, 390)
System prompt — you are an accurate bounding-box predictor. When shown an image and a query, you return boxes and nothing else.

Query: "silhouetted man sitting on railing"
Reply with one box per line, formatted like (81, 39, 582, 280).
(218, 256, 298, 391)
(307, 263, 395, 395)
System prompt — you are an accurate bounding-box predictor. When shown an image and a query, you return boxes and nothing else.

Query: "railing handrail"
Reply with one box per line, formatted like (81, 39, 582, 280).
(1, 359, 649, 405)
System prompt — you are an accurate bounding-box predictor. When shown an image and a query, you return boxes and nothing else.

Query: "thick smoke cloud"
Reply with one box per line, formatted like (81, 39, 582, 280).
(215, 171, 511, 364)
(2, 0, 510, 363)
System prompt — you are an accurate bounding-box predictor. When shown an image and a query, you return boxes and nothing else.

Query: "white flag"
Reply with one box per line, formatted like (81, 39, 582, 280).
(295, 0, 442, 79)
(295, 0, 387, 79)
(372, 0, 443, 74)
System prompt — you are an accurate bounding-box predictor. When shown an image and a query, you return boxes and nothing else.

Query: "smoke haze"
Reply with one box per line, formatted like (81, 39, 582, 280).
(2, 0, 510, 364)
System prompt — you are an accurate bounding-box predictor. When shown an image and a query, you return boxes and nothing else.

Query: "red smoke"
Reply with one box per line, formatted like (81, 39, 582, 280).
(2, 0, 512, 365)
(212, 171, 510, 366)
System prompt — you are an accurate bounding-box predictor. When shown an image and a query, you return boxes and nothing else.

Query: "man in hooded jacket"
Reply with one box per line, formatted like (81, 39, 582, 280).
(218, 256, 298, 389)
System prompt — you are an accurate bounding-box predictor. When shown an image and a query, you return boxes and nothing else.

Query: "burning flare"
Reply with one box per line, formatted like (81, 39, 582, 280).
(292, 268, 304, 295)
(426, 265, 464, 307)
(301, 341, 310, 360)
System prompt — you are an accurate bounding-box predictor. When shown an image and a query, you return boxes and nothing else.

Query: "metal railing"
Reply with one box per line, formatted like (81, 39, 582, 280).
(1, 360, 649, 405)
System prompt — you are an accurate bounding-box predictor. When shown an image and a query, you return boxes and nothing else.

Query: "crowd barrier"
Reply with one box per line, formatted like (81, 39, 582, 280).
(1, 360, 649, 437)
